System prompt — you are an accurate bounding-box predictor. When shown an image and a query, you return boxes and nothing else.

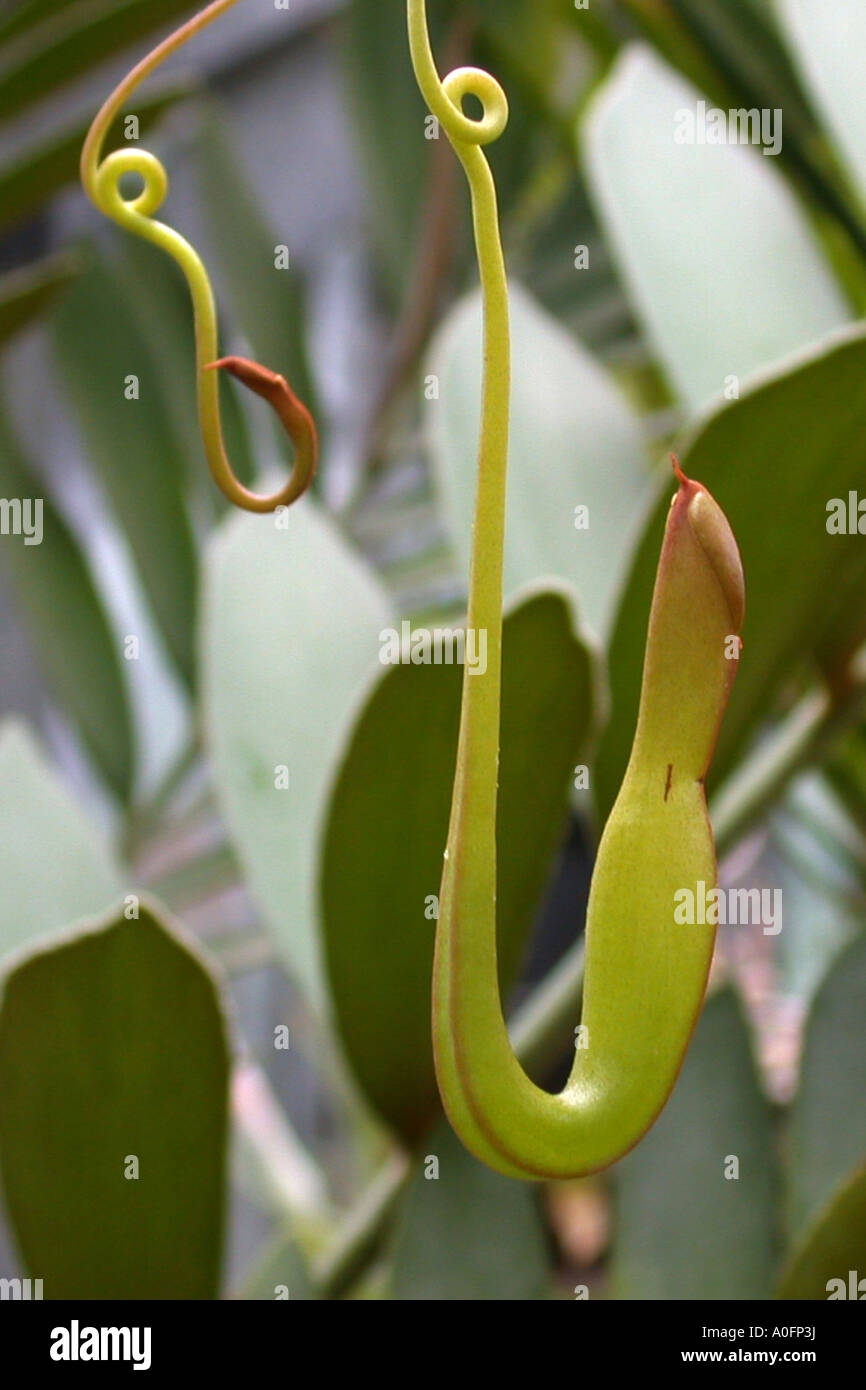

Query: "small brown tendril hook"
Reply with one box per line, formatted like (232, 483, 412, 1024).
(203, 357, 318, 511)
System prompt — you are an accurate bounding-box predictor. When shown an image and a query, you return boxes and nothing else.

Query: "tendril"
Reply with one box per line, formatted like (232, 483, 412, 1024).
(80, 0, 317, 513)
(406, 0, 510, 711)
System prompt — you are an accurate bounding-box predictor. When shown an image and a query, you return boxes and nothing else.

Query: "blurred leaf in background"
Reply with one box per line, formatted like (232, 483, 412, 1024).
(0, 410, 134, 798)
(391, 1117, 552, 1299)
(0, 900, 229, 1299)
(203, 497, 392, 1008)
(0, 720, 122, 960)
(611, 989, 777, 1300)
(52, 254, 200, 687)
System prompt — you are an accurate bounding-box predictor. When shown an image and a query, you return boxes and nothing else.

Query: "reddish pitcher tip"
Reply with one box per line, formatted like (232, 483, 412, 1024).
(202, 355, 318, 502)
(670, 453, 690, 487)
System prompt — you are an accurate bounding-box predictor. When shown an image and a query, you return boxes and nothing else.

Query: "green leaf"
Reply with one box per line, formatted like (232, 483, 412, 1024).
(0, 254, 79, 347)
(778, 1164, 866, 1300)
(787, 930, 866, 1241)
(321, 586, 595, 1142)
(0, 408, 133, 798)
(391, 1117, 552, 1300)
(202, 498, 392, 1008)
(52, 251, 199, 685)
(611, 988, 777, 1300)
(0, 83, 193, 236)
(660, 0, 835, 159)
(582, 45, 850, 408)
(0, 0, 202, 123)
(427, 282, 650, 641)
(667, 0, 812, 109)
(0, 0, 87, 47)
(193, 111, 316, 423)
(0, 899, 229, 1299)
(594, 325, 866, 820)
(652, 1, 866, 282)
(0, 720, 123, 961)
(777, 0, 866, 205)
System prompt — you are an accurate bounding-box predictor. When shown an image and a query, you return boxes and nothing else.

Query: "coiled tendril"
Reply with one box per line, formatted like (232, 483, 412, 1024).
(81, 0, 316, 513)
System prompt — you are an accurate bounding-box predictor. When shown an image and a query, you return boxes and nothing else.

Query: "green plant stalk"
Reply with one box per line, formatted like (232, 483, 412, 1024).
(408, 0, 515, 1175)
(410, 0, 746, 1181)
(313, 1152, 412, 1301)
(80, 0, 316, 513)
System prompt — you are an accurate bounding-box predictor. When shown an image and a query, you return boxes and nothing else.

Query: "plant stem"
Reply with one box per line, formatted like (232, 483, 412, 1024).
(312, 1152, 411, 1300)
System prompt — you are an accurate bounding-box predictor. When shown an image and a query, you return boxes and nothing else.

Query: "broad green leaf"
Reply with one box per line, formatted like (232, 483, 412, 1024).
(0, 254, 79, 347)
(611, 989, 777, 1300)
(202, 497, 392, 1008)
(0, 407, 133, 798)
(238, 1231, 315, 1301)
(594, 325, 866, 821)
(0, 0, 84, 47)
(787, 930, 866, 1240)
(321, 587, 595, 1142)
(661, 0, 832, 152)
(0, 900, 229, 1299)
(611, 0, 734, 100)
(778, 1164, 866, 1300)
(662, 1, 866, 287)
(0, 0, 201, 122)
(427, 282, 650, 641)
(193, 112, 316, 422)
(391, 1118, 552, 1300)
(777, 0, 866, 205)
(0, 720, 122, 960)
(0, 84, 193, 236)
(582, 45, 849, 408)
(52, 252, 199, 685)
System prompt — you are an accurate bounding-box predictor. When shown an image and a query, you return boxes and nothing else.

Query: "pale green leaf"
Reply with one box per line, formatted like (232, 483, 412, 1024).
(0, 720, 122, 962)
(583, 44, 849, 408)
(202, 497, 392, 1007)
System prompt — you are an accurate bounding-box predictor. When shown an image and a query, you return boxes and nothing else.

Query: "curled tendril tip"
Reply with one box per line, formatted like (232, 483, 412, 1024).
(80, 0, 316, 513)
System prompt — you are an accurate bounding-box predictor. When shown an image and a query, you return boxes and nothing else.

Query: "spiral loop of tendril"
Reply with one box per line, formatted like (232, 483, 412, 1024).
(92, 148, 168, 226)
(432, 65, 509, 148)
(407, 3, 508, 160)
(81, 0, 316, 514)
